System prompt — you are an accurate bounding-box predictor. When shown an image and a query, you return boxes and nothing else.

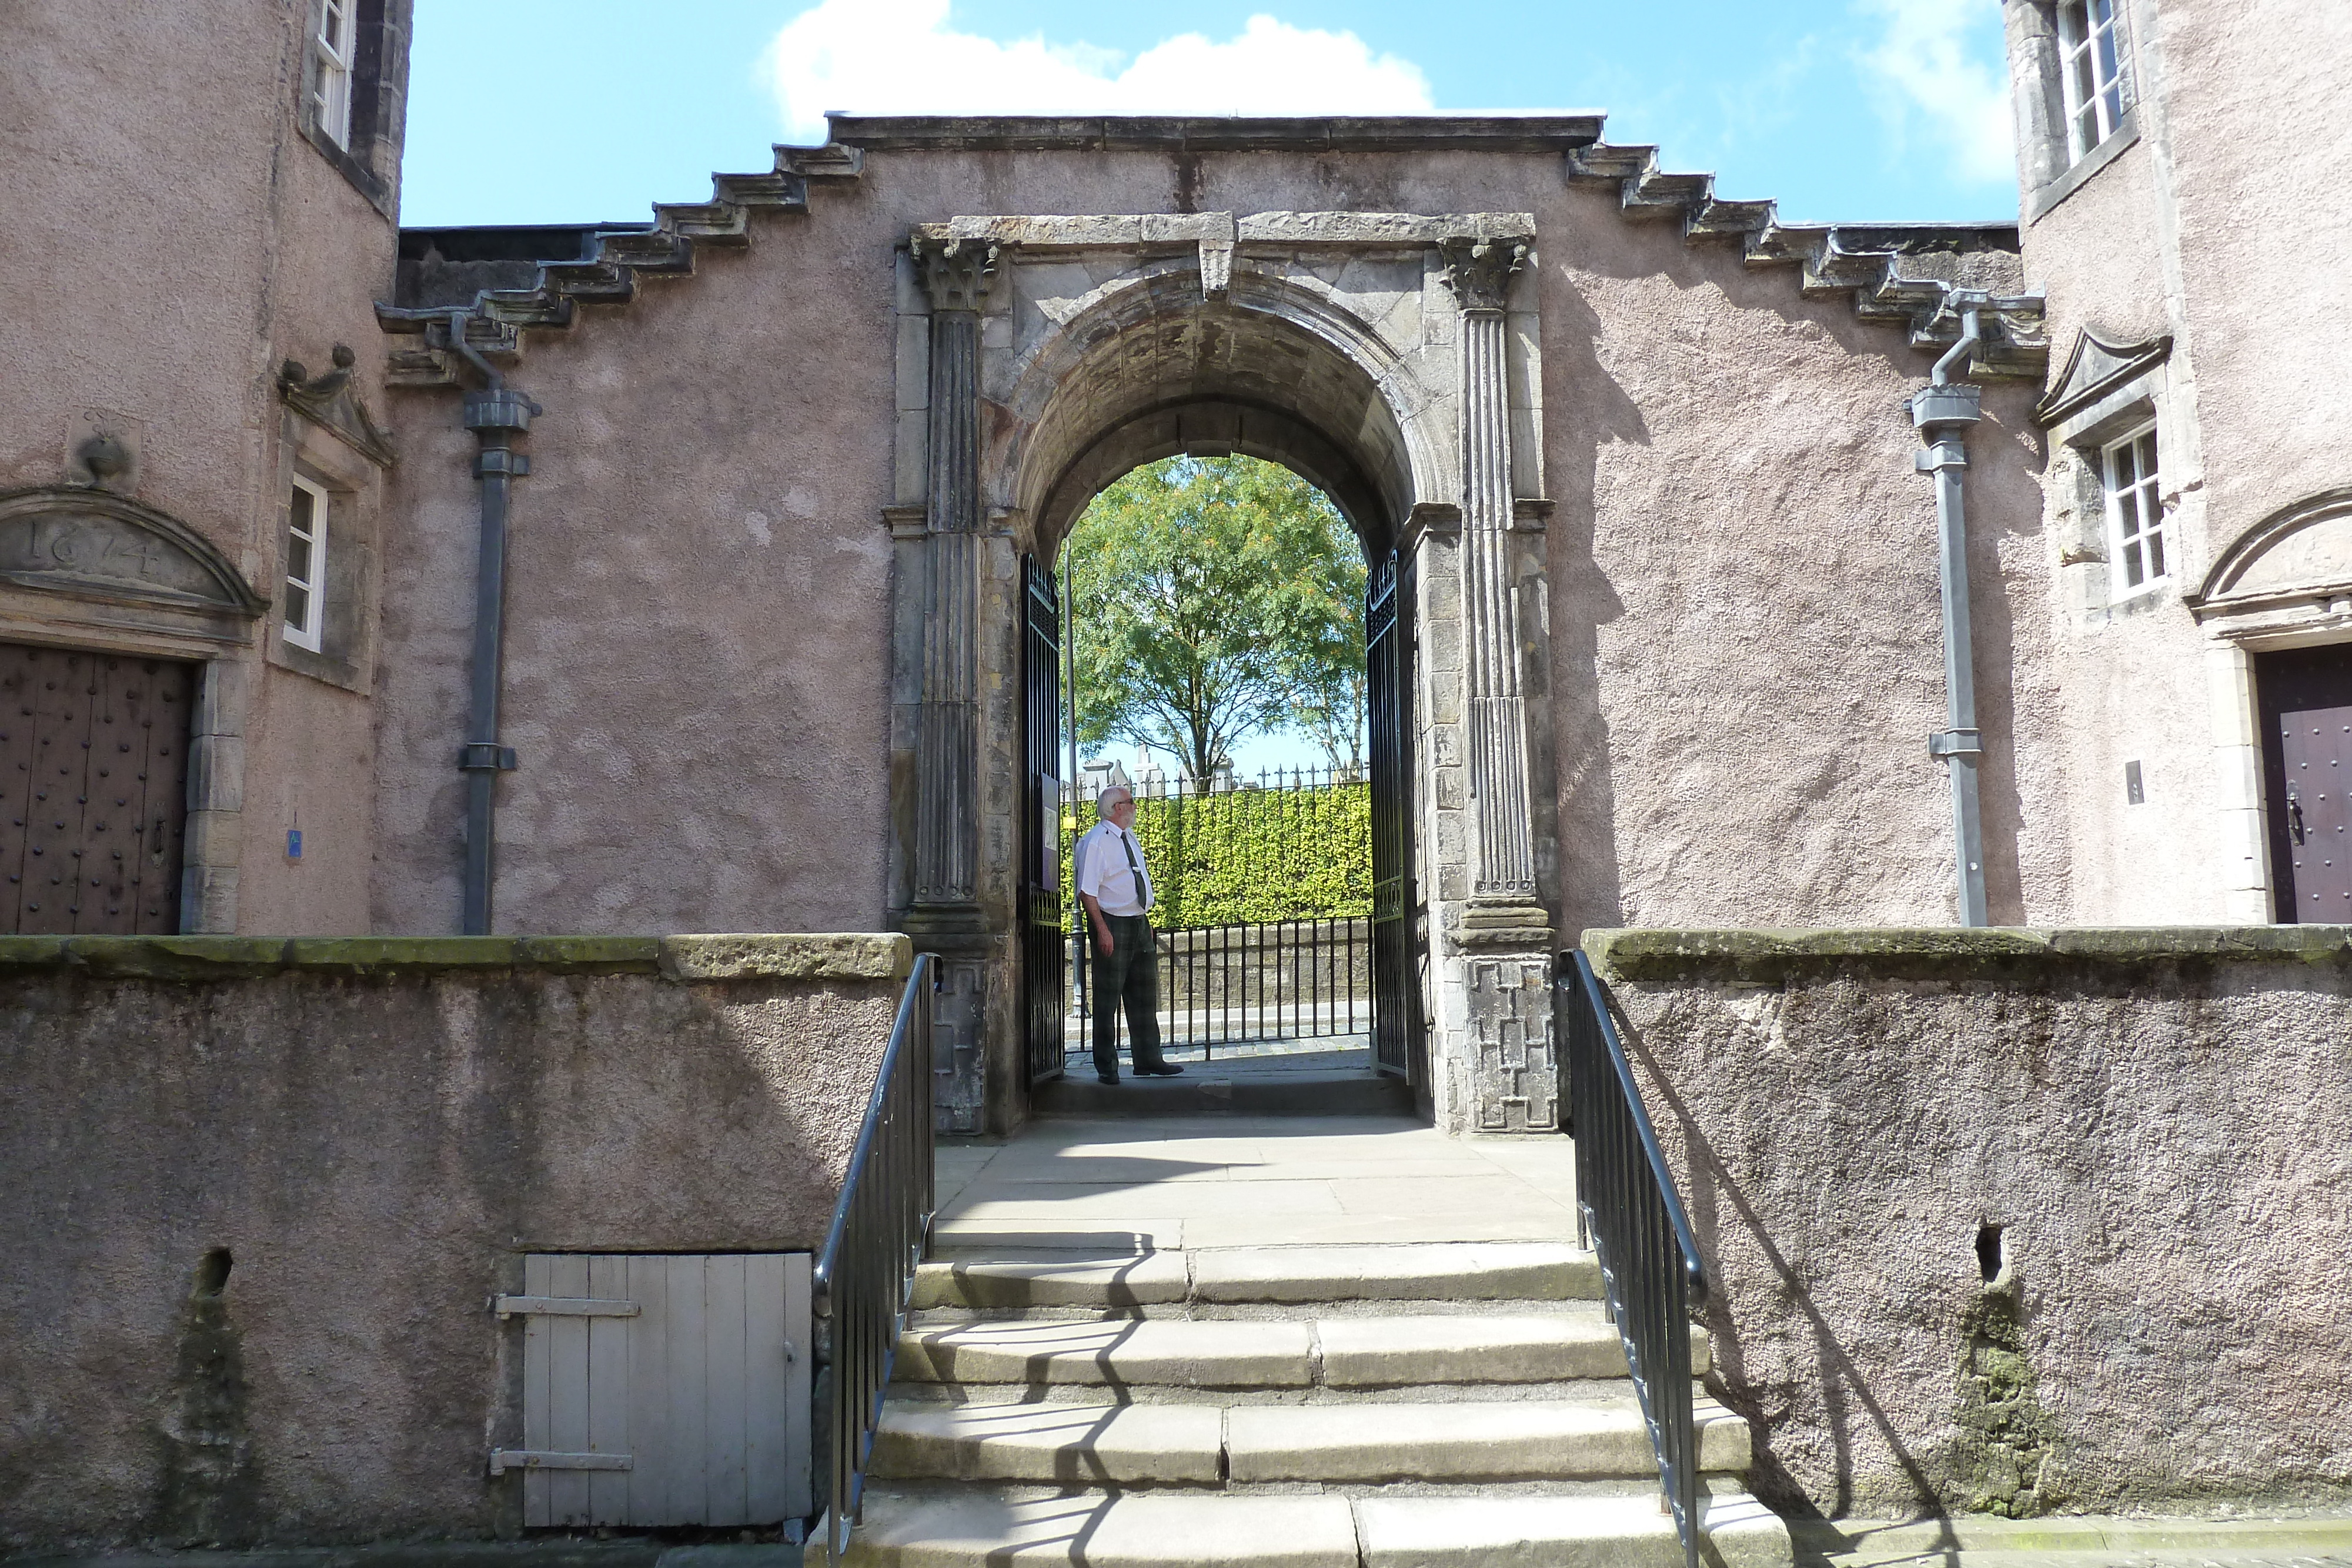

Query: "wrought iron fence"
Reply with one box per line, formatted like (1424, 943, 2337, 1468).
(1557, 948, 1710, 1568)
(810, 953, 935, 1559)
(1071, 916, 1370, 1058)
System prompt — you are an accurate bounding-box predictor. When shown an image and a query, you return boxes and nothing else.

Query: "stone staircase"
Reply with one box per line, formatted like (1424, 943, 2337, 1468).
(833, 1232, 1791, 1566)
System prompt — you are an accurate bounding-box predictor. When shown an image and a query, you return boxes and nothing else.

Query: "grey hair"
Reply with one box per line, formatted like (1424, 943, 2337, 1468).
(1095, 785, 1134, 820)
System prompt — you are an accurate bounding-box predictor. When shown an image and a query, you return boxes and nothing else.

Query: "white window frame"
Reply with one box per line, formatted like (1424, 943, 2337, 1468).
(2056, 0, 2130, 162)
(310, 0, 356, 150)
(285, 476, 329, 652)
(2102, 422, 2168, 600)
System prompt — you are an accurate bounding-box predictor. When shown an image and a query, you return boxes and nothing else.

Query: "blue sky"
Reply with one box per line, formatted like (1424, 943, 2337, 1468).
(399, 0, 2017, 773)
(400, 1, 2018, 231)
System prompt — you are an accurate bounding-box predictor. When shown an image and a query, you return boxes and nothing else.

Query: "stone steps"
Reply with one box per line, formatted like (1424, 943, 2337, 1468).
(840, 1486, 1793, 1568)
(837, 1233, 1790, 1566)
(913, 1241, 1601, 1309)
(871, 1393, 1753, 1485)
(896, 1310, 1709, 1387)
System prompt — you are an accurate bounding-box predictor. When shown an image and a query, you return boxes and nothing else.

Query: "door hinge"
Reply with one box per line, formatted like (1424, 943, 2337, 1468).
(489, 1449, 633, 1475)
(492, 1294, 641, 1319)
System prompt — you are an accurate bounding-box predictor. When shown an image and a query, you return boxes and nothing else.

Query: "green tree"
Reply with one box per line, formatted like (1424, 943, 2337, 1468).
(1066, 455, 1365, 780)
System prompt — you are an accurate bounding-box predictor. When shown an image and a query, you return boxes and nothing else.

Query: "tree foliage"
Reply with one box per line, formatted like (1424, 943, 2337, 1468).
(1065, 455, 1367, 778)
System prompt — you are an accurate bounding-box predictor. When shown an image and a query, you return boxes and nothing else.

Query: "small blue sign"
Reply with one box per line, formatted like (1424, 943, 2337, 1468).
(287, 829, 303, 861)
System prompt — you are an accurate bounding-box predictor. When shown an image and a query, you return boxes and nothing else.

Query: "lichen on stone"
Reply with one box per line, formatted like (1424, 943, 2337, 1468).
(1952, 1273, 2062, 1517)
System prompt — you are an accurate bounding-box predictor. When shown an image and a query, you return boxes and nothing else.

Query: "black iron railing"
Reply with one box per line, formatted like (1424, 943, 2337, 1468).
(1558, 948, 1710, 1568)
(810, 952, 936, 1558)
(1069, 917, 1370, 1058)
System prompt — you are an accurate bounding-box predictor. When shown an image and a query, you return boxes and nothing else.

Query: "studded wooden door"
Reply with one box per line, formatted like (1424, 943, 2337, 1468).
(1020, 555, 1068, 1088)
(2260, 643, 2352, 923)
(1367, 550, 1426, 1088)
(0, 641, 193, 934)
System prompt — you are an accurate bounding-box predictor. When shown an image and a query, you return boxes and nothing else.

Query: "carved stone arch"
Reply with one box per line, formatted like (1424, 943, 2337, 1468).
(0, 486, 268, 648)
(998, 261, 1442, 557)
(2186, 486, 2352, 626)
(1038, 398, 1392, 561)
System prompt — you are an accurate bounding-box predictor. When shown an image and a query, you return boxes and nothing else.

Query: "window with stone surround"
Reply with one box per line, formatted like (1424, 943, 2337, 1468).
(2102, 423, 2167, 597)
(298, 0, 407, 216)
(309, 0, 355, 149)
(283, 476, 329, 653)
(2056, 0, 2132, 162)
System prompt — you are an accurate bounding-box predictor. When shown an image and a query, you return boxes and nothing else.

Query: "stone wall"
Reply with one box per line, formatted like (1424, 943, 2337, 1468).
(0, 932, 910, 1550)
(1587, 925, 2352, 1520)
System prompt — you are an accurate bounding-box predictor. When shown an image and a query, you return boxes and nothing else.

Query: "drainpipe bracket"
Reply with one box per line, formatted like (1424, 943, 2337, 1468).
(460, 743, 520, 773)
(473, 450, 531, 479)
(1914, 442, 1969, 474)
(1929, 729, 1983, 761)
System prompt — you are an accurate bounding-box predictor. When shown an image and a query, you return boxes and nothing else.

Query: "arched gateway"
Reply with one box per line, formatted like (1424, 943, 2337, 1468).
(887, 213, 1560, 1136)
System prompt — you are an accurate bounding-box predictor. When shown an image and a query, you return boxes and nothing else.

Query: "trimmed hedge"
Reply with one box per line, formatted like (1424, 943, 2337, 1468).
(1064, 781, 1371, 930)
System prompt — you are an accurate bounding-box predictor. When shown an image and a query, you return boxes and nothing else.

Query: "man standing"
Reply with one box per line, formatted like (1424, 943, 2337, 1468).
(1074, 785, 1182, 1085)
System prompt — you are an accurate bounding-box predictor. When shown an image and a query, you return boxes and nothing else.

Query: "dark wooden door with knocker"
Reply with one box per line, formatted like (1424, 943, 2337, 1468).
(1, 640, 193, 934)
(2259, 643, 2352, 922)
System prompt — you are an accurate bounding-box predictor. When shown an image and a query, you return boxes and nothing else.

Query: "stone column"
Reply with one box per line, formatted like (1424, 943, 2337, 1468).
(904, 236, 998, 1134)
(1433, 235, 1556, 1133)
(910, 237, 995, 914)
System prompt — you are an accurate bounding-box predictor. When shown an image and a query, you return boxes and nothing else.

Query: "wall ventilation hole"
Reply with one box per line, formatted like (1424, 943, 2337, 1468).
(1975, 1223, 2006, 1283)
(193, 1247, 233, 1298)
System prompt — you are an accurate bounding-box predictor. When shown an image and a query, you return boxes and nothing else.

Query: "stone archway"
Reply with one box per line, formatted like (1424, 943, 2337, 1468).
(886, 213, 1562, 1136)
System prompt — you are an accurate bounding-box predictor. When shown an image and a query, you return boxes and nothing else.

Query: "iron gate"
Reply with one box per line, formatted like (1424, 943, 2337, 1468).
(1019, 556, 1067, 1087)
(1, 640, 193, 934)
(1367, 550, 1424, 1085)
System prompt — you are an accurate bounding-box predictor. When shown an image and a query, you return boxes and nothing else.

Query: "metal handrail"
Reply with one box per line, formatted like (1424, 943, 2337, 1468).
(810, 952, 936, 1559)
(1558, 948, 1710, 1568)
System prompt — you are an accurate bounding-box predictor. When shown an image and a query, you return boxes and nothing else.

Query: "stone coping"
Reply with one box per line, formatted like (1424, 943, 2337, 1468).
(0, 932, 912, 982)
(830, 113, 1609, 153)
(1583, 925, 2352, 982)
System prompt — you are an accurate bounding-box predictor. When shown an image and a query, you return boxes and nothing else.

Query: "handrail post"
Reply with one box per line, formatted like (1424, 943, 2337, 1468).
(809, 952, 936, 1560)
(1557, 948, 1709, 1568)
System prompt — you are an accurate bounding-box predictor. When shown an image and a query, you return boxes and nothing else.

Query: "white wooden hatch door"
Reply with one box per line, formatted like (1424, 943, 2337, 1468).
(493, 1253, 811, 1527)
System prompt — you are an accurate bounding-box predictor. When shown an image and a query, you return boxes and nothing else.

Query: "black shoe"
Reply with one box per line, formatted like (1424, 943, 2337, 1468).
(1135, 1064, 1185, 1077)
(1096, 1072, 1121, 1085)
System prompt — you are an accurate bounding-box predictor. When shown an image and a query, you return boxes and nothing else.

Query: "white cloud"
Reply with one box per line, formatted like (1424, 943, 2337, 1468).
(1853, 0, 2016, 186)
(761, 0, 1433, 142)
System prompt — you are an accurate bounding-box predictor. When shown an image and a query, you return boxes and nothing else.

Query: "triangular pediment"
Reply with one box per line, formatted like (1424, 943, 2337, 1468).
(2034, 329, 2171, 427)
(278, 349, 397, 467)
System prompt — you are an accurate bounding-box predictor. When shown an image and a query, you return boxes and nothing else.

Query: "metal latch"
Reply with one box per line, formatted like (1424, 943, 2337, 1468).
(492, 1295, 640, 1319)
(489, 1449, 633, 1475)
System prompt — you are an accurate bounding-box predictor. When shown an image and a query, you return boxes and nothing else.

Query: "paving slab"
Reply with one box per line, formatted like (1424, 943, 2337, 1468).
(1190, 1241, 1597, 1302)
(895, 1317, 1315, 1386)
(1316, 1311, 1639, 1384)
(842, 1490, 1359, 1567)
(911, 1249, 1190, 1308)
(870, 1402, 1224, 1485)
(1227, 1399, 1660, 1481)
(930, 1218, 1182, 1251)
(941, 1179, 1345, 1220)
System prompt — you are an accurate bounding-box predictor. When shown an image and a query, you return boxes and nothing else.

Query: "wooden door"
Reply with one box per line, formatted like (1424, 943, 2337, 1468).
(1, 640, 193, 934)
(2259, 643, 2352, 923)
(502, 1253, 813, 1527)
(1019, 555, 1068, 1088)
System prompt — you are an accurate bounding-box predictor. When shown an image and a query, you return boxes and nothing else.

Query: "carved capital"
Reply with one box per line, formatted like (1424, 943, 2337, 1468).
(1437, 236, 1529, 313)
(912, 236, 1000, 313)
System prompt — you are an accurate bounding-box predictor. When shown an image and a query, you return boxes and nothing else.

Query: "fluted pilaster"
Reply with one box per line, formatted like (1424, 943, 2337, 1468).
(911, 238, 997, 908)
(1440, 237, 1536, 900)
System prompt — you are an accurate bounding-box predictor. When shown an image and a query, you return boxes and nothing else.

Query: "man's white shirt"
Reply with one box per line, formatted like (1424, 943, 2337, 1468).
(1074, 820, 1154, 916)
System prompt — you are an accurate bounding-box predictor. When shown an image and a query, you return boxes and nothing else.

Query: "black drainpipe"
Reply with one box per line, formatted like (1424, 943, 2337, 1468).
(442, 310, 539, 935)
